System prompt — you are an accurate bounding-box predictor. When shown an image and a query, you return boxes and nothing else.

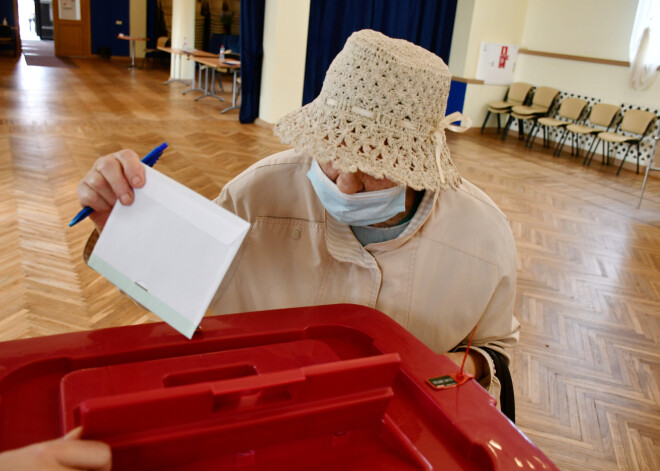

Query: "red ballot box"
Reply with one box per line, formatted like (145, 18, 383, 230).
(0, 304, 559, 470)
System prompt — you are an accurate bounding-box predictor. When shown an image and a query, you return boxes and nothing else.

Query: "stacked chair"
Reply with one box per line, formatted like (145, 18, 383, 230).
(480, 82, 533, 134)
(584, 109, 657, 174)
(527, 97, 588, 150)
(553, 103, 621, 158)
(501, 86, 560, 142)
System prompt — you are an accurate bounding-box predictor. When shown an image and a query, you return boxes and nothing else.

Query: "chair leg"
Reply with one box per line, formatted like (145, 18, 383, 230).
(480, 111, 491, 134)
(616, 143, 634, 175)
(554, 128, 566, 152)
(554, 130, 569, 156)
(526, 121, 539, 148)
(501, 116, 514, 141)
(518, 119, 525, 141)
(496, 114, 501, 133)
(584, 138, 600, 166)
(637, 153, 654, 208)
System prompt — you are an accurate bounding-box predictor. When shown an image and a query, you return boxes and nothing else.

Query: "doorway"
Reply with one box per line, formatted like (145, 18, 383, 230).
(17, 0, 38, 40)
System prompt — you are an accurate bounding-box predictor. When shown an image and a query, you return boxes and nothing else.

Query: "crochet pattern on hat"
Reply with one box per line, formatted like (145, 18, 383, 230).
(274, 29, 461, 191)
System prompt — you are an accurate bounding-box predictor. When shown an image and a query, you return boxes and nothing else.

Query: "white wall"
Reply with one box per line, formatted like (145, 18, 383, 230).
(460, 0, 660, 136)
(521, 0, 633, 59)
(515, 0, 660, 109)
(170, 0, 195, 79)
(259, 0, 311, 124)
(449, 0, 528, 78)
(129, 0, 147, 58)
(451, 0, 529, 125)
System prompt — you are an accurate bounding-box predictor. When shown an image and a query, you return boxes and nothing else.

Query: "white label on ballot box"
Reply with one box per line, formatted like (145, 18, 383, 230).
(89, 164, 250, 339)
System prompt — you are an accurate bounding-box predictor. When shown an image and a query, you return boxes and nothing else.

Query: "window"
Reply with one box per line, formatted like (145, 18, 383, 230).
(629, 0, 660, 90)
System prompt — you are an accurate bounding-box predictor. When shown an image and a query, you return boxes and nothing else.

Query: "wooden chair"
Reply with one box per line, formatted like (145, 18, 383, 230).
(528, 97, 588, 150)
(141, 36, 170, 68)
(501, 86, 560, 142)
(551, 103, 621, 158)
(480, 82, 533, 134)
(584, 109, 656, 174)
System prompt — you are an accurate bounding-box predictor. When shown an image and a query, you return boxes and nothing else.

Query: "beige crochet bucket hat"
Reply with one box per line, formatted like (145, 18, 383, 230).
(273, 29, 470, 191)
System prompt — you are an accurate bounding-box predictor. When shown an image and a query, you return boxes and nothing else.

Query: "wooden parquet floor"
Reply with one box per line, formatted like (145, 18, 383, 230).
(1, 52, 659, 470)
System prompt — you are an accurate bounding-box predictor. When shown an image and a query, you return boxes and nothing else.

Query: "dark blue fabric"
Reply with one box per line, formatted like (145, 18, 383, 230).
(239, 0, 265, 124)
(90, 0, 129, 56)
(146, 0, 157, 49)
(209, 34, 241, 55)
(303, 0, 457, 105)
(446, 80, 466, 115)
(0, 3, 15, 27)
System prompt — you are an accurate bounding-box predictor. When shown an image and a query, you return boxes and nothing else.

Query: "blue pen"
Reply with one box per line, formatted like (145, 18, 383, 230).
(69, 142, 168, 227)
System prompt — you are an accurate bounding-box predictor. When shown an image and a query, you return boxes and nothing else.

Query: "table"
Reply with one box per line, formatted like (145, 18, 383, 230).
(117, 33, 148, 69)
(185, 50, 223, 100)
(191, 55, 235, 103)
(191, 56, 241, 113)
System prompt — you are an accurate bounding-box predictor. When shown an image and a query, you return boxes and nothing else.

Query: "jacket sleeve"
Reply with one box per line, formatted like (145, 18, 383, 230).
(452, 223, 520, 404)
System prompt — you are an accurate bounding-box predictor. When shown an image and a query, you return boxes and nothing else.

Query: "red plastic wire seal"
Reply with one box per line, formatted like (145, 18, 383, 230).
(426, 324, 478, 390)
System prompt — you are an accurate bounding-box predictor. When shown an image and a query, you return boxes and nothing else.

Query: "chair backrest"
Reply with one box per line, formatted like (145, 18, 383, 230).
(588, 103, 620, 129)
(557, 97, 588, 121)
(619, 109, 657, 135)
(506, 82, 533, 106)
(531, 86, 559, 111)
(156, 36, 169, 48)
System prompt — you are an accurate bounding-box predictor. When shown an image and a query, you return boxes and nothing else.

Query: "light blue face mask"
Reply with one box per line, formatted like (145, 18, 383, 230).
(307, 160, 406, 226)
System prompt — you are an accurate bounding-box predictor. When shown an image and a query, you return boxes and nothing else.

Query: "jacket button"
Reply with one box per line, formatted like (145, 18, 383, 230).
(291, 229, 301, 240)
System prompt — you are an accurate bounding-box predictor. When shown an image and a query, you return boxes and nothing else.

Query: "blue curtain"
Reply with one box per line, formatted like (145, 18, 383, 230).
(303, 0, 458, 105)
(239, 0, 266, 124)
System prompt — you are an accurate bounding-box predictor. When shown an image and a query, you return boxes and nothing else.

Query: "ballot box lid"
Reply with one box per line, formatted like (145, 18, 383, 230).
(0, 304, 558, 470)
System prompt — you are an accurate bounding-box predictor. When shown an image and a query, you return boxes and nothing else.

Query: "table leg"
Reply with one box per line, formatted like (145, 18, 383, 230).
(127, 40, 142, 70)
(221, 69, 240, 114)
(164, 53, 191, 86)
(183, 60, 204, 95)
(195, 66, 224, 102)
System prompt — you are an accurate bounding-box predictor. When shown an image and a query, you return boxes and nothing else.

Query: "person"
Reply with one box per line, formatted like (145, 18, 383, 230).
(4, 28, 520, 470)
(78, 30, 519, 403)
(0, 428, 111, 470)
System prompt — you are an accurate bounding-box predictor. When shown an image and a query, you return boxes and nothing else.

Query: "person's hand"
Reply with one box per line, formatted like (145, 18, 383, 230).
(77, 149, 145, 232)
(0, 427, 111, 471)
(444, 350, 485, 380)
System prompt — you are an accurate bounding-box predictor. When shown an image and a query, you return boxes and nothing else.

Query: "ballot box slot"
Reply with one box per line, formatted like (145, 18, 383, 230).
(162, 363, 257, 387)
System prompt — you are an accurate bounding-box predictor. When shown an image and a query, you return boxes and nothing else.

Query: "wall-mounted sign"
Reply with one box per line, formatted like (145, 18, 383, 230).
(59, 0, 81, 21)
(476, 42, 519, 85)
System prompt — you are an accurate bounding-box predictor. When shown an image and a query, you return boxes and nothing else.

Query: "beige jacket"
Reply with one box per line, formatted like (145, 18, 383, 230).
(210, 149, 520, 399)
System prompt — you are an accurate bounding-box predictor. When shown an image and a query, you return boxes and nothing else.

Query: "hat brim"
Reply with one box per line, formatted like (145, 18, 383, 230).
(273, 98, 461, 191)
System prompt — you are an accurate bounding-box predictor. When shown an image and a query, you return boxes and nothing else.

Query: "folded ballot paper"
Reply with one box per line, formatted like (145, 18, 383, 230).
(88, 165, 250, 339)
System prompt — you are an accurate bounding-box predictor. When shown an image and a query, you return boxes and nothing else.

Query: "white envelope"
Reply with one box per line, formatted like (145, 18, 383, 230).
(89, 165, 250, 339)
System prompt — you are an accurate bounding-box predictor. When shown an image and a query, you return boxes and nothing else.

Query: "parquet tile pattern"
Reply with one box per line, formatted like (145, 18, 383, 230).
(1, 52, 659, 470)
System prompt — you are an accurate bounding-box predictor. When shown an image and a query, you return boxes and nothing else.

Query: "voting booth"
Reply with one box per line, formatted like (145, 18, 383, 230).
(0, 304, 559, 470)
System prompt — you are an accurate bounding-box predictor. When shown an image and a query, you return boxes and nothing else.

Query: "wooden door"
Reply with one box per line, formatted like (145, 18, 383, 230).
(52, 0, 90, 57)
